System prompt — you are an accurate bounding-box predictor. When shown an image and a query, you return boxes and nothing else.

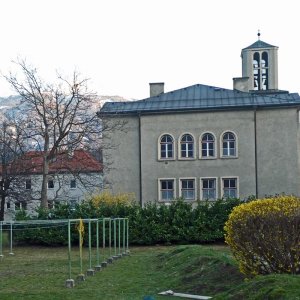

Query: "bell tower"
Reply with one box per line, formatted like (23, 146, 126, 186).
(233, 32, 279, 93)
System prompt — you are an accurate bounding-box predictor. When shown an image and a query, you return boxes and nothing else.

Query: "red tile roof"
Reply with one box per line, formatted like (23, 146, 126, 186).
(1, 150, 102, 175)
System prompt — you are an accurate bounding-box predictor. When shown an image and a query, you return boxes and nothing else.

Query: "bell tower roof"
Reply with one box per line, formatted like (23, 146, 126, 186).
(243, 31, 277, 50)
(243, 40, 277, 50)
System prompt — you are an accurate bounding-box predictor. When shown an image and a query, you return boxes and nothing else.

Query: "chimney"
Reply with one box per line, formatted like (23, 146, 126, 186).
(149, 82, 164, 97)
(233, 77, 250, 92)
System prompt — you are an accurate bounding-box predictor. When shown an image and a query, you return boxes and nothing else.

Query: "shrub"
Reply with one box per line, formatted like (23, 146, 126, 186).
(89, 191, 135, 207)
(224, 195, 300, 276)
(14, 197, 242, 246)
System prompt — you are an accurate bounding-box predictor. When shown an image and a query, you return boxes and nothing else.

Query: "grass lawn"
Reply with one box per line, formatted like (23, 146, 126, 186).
(0, 244, 300, 300)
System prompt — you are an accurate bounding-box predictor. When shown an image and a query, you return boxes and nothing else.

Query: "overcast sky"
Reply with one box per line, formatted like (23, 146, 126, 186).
(1, 0, 300, 100)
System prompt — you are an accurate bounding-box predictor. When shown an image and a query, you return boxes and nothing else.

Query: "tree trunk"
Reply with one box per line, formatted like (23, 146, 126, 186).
(0, 190, 5, 221)
(40, 155, 49, 208)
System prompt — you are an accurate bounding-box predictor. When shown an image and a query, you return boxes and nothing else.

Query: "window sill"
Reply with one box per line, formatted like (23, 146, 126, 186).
(200, 198, 218, 201)
(178, 157, 196, 161)
(158, 158, 175, 162)
(158, 199, 197, 203)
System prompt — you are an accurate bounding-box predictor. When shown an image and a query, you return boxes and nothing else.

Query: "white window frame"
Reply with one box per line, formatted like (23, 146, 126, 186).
(199, 132, 217, 159)
(179, 177, 197, 200)
(221, 176, 239, 198)
(48, 200, 60, 209)
(200, 177, 218, 200)
(158, 133, 176, 161)
(69, 198, 78, 210)
(220, 130, 238, 158)
(158, 178, 176, 201)
(6, 201, 11, 210)
(14, 201, 27, 211)
(178, 133, 195, 160)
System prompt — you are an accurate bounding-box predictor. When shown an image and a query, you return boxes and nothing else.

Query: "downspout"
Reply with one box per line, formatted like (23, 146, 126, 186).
(254, 108, 258, 198)
(138, 113, 143, 206)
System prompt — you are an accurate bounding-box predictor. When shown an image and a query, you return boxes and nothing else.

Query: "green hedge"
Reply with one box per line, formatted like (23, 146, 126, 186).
(14, 198, 242, 245)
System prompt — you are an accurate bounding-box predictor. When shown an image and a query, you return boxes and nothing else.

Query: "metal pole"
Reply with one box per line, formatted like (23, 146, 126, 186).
(123, 218, 126, 254)
(102, 218, 105, 258)
(68, 220, 72, 279)
(88, 220, 92, 270)
(96, 220, 99, 266)
(9, 221, 14, 255)
(0, 221, 3, 258)
(79, 221, 83, 275)
(126, 218, 129, 252)
(109, 218, 112, 257)
(114, 218, 117, 256)
(118, 218, 121, 255)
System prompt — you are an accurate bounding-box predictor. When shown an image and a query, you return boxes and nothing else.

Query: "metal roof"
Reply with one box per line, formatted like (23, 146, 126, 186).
(99, 84, 300, 116)
(243, 40, 277, 50)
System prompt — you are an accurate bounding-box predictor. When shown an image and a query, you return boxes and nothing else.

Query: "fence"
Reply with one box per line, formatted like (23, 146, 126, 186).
(0, 218, 129, 288)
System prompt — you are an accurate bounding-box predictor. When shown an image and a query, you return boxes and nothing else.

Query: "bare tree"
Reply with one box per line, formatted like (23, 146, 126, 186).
(0, 115, 30, 220)
(4, 60, 106, 208)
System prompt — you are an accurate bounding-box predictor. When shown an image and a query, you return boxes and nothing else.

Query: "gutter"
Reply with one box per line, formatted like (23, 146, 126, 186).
(138, 113, 143, 207)
(254, 108, 258, 198)
(99, 103, 300, 117)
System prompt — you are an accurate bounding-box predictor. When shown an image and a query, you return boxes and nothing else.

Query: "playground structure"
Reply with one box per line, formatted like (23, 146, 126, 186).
(0, 217, 129, 288)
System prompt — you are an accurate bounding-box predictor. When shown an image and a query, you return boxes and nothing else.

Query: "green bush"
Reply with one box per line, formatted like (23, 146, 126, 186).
(224, 195, 300, 276)
(14, 198, 242, 246)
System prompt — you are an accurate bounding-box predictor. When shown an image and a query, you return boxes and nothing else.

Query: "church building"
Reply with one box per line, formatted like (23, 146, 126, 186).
(99, 35, 300, 205)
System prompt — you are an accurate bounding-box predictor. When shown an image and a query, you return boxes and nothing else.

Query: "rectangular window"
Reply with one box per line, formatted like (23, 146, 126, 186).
(48, 201, 60, 209)
(69, 199, 77, 210)
(201, 178, 217, 200)
(15, 202, 21, 210)
(70, 179, 76, 189)
(159, 179, 175, 201)
(48, 179, 54, 189)
(25, 179, 31, 190)
(180, 179, 195, 200)
(222, 178, 238, 198)
(6, 202, 11, 209)
(15, 202, 27, 210)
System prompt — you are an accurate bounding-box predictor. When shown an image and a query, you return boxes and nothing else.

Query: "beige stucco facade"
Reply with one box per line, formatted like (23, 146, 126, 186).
(102, 106, 300, 205)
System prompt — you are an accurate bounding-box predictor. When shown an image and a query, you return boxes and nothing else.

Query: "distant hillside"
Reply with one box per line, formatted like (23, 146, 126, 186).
(0, 94, 129, 118)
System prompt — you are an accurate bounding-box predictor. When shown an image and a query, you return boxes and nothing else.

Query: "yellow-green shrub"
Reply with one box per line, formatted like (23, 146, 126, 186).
(89, 191, 135, 206)
(224, 195, 300, 276)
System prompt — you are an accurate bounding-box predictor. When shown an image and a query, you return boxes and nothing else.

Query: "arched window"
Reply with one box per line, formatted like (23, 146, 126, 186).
(201, 133, 215, 158)
(253, 52, 260, 90)
(253, 52, 260, 68)
(160, 134, 174, 159)
(253, 51, 269, 90)
(262, 52, 268, 67)
(180, 134, 194, 158)
(222, 132, 236, 157)
(261, 52, 269, 90)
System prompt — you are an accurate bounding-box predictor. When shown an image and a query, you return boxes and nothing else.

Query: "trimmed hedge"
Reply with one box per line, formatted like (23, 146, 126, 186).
(14, 198, 242, 245)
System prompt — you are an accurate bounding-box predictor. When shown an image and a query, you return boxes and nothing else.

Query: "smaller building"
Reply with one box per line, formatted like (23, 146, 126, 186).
(2, 150, 102, 220)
